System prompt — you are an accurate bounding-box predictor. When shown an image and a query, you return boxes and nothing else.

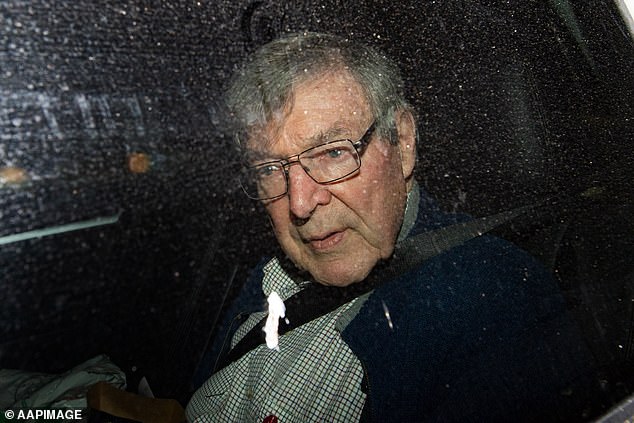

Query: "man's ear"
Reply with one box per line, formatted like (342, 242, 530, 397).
(394, 109, 417, 189)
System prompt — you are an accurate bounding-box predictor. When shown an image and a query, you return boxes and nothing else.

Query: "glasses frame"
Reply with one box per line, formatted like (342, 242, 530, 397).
(241, 121, 377, 200)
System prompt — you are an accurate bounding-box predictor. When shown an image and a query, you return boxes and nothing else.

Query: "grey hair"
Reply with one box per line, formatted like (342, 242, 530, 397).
(226, 32, 412, 147)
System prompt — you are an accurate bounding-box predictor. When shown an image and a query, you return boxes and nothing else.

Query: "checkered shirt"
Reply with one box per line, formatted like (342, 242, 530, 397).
(186, 257, 367, 422)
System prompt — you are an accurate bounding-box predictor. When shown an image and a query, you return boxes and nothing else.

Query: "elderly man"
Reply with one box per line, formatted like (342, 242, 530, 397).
(187, 33, 597, 422)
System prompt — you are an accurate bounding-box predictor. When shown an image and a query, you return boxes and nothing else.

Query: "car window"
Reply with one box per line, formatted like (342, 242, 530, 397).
(1, 0, 632, 420)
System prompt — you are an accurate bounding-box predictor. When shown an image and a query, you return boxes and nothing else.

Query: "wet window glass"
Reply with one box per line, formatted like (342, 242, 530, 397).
(1, 1, 632, 421)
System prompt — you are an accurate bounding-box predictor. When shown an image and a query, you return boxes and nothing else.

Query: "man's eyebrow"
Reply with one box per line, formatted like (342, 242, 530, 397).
(245, 122, 353, 162)
(305, 123, 351, 146)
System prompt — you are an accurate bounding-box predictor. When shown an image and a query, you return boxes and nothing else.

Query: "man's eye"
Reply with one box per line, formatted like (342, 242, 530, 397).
(257, 164, 280, 178)
(325, 148, 344, 159)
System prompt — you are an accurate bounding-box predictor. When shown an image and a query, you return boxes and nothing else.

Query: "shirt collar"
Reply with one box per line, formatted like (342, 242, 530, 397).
(262, 257, 306, 299)
(397, 180, 420, 242)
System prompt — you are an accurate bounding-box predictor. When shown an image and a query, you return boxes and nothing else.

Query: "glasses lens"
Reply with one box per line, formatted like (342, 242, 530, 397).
(301, 140, 360, 183)
(241, 162, 286, 200)
(241, 140, 361, 200)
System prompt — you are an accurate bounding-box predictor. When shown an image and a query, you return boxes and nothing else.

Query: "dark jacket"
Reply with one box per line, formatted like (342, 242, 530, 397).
(343, 218, 597, 422)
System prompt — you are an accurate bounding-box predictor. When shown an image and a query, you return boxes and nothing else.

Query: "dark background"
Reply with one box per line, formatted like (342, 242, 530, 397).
(1, 0, 632, 415)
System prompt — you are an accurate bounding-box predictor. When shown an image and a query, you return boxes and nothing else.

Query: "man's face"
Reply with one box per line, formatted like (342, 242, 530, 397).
(247, 70, 416, 286)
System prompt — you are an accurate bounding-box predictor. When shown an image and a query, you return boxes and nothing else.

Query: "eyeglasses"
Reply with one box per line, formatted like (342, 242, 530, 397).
(240, 121, 376, 200)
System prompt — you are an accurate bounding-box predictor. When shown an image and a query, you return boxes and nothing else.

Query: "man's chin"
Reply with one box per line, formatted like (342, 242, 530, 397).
(282, 240, 383, 287)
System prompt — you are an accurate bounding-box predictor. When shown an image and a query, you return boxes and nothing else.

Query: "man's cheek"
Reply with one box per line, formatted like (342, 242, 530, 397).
(266, 202, 290, 232)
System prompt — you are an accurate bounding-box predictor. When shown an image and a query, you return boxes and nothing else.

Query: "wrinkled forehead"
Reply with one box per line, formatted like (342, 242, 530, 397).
(242, 69, 371, 160)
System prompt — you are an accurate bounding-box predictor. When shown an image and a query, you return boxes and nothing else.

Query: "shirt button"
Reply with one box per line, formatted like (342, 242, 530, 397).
(263, 415, 278, 423)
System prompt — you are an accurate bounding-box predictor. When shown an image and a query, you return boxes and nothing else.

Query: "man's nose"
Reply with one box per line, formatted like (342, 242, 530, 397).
(286, 164, 331, 220)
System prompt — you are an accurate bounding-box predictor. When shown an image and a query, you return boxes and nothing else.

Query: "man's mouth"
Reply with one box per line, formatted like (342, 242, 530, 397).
(306, 230, 346, 251)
